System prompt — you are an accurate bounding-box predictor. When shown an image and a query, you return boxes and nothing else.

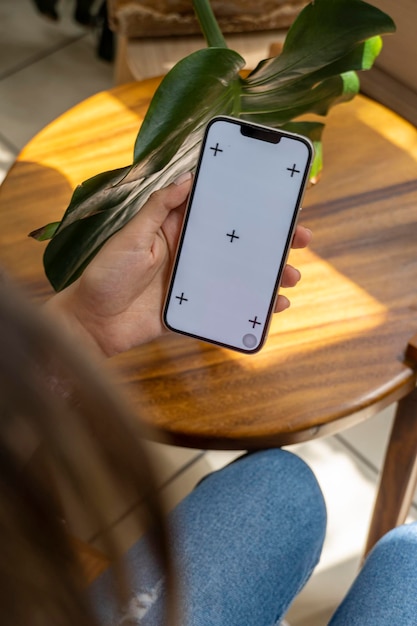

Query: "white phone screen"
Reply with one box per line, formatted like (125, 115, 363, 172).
(164, 116, 312, 353)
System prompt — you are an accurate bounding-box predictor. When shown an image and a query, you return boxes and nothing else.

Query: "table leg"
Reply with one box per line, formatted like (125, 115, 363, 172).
(364, 386, 417, 558)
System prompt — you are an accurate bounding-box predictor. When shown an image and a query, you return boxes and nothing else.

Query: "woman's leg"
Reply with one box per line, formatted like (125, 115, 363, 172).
(90, 448, 327, 626)
(328, 522, 417, 626)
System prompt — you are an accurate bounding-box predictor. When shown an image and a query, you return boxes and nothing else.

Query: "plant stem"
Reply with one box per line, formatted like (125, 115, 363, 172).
(192, 0, 228, 48)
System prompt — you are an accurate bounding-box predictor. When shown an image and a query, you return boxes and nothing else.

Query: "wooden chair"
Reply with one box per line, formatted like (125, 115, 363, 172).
(364, 333, 417, 555)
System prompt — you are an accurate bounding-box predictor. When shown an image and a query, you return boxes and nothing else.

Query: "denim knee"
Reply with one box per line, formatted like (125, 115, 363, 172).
(174, 448, 327, 626)
(238, 449, 326, 511)
(224, 449, 327, 548)
(329, 522, 417, 626)
(367, 521, 417, 572)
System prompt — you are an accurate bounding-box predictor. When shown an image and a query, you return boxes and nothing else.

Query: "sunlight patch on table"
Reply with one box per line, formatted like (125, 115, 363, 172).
(226, 248, 388, 368)
(355, 99, 417, 163)
(20, 90, 144, 189)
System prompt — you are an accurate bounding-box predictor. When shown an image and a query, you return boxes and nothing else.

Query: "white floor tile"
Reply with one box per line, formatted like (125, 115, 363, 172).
(337, 405, 417, 512)
(337, 404, 395, 471)
(143, 440, 203, 487)
(0, 35, 113, 149)
(0, 137, 17, 184)
(0, 0, 87, 78)
(284, 435, 379, 624)
(202, 449, 245, 471)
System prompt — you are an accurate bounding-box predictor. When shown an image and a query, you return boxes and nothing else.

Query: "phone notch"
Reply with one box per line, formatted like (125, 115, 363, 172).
(240, 123, 281, 144)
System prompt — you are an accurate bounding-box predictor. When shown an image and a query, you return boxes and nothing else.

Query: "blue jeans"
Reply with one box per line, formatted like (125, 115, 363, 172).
(90, 449, 327, 625)
(328, 521, 417, 625)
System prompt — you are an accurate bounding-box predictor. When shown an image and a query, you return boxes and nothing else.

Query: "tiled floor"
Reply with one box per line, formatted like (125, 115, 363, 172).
(1, 1, 415, 624)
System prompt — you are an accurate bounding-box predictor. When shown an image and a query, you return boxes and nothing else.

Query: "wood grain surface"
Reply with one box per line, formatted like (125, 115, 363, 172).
(1, 78, 417, 450)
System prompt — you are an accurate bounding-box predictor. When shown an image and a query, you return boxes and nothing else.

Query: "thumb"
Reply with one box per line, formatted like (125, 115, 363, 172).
(124, 172, 192, 245)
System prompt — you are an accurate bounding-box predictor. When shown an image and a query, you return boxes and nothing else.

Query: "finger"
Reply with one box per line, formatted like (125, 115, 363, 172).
(281, 264, 301, 288)
(273, 264, 303, 313)
(291, 225, 312, 249)
(116, 173, 193, 248)
(275, 295, 290, 313)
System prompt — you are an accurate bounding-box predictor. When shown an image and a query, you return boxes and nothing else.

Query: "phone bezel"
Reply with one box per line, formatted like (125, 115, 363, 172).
(163, 116, 313, 354)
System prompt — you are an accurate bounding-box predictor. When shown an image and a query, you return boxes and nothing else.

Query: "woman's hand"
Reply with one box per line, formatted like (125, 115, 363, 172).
(46, 173, 311, 359)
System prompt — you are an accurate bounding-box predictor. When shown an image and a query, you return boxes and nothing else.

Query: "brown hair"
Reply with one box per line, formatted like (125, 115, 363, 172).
(0, 272, 172, 625)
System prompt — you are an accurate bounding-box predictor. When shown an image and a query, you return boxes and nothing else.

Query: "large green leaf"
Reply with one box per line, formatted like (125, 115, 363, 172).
(32, 0, 395, 291)
(132, 47, 245, 172)
(38, 49, 245, 291)
(247, 0, 391, 85)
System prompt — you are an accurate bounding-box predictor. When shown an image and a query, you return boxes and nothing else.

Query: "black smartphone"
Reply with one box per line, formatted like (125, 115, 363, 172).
(163, 116, 313, 353)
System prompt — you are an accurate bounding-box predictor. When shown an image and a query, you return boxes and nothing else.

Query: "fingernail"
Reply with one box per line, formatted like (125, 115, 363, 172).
(173, 171, 192, 186)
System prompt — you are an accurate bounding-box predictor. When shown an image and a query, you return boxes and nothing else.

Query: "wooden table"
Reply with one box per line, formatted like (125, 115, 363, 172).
(1, 78, 417, 554)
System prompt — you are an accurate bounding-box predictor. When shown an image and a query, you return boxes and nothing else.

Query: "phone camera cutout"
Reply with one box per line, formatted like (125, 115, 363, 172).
(242, 333, 258, 349)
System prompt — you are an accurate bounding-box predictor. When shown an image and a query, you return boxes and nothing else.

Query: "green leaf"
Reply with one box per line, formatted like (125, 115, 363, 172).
(38, 49, 245, 291)
(132, 47, 245, 173)
(247, 0, 395, 86)
(29, 221, 60, 241)
(240, 72, 360, 126)
(34, 0, 395, 290)
(43, 215, 109, 291)
(281, 122, 325, 182)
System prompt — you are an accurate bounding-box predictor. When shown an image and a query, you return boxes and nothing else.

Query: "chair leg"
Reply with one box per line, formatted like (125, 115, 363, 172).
(364, 385, 417, 558)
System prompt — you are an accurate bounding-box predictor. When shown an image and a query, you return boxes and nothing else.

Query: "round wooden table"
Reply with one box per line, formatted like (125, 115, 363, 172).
(1, 78, 417, 554)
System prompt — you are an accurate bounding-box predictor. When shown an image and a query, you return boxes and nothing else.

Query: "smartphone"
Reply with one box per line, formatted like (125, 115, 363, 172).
(163, 116, 313, 354)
